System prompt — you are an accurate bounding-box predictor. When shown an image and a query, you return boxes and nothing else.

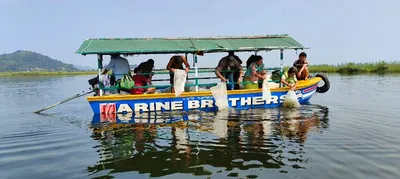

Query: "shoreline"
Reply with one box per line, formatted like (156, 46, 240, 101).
(1, 61, 399, 76)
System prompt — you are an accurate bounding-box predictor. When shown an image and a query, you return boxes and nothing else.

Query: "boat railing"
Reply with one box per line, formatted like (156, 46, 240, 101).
(98, 67, 282, 91)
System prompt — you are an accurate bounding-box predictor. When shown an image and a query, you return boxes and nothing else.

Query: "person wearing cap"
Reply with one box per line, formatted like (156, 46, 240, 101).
(215, 55, 244, 90)
(226, 51, 243, 89)
(293, 52, 309, 80)
(226, 51, 242, 64)
(166, 55, 190, 92)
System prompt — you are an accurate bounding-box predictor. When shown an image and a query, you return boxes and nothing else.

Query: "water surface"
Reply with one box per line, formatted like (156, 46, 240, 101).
(0, 74, 399, 179)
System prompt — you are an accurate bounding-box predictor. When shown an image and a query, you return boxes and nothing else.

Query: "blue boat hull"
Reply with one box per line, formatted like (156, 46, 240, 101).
(87, 78, 320, 115)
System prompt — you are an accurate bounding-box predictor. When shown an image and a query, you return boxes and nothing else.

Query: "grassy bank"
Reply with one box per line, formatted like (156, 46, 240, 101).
(1, 61, 400, 76)
(309, 61, 400, 73)
(0, 71, 98, 76)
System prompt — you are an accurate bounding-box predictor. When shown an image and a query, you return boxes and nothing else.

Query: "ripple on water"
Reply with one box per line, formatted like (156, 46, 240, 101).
(82, 106, 331, 178)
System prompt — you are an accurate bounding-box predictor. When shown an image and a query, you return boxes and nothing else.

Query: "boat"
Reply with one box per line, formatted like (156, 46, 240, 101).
(76, 34, 330, 115)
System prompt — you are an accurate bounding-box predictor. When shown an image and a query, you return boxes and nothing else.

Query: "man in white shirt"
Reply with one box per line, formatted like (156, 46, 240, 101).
(102, 54, 130, 80)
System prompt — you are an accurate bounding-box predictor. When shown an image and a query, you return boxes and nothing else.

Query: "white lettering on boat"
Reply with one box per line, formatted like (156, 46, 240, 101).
(111, 92, 304, 113)
(229, 98, 240, 107)
(188, 100, 200, 109)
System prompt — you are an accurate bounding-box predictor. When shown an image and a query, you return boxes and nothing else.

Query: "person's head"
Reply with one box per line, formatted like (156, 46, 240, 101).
(288, 67, 298, 77)
(110, 53, 120, 58)
(173, 55, 182, 64)
(299, 52, 307, 61)
(227, 56, 236, 67)
(255, 55, 263, 66)
(133, 67, 139, 74)
(228, 51, 235, 56)
(147, 59, 155, 67)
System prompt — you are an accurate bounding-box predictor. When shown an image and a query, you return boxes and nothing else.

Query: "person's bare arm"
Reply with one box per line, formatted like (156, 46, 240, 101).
(215, 60, 227, 82)
(291, 81, 298, 90)
(280, 78, 292, 88)
(166, 57, 174, 72)
(298, 61, 308, 74)
(182, 56, 190, 73)
(215, 69, 227, 82)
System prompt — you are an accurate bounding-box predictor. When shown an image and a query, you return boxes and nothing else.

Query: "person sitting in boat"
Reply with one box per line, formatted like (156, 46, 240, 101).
(166, 55, 190, 92)
(246, 55, 256, 69)
(102, 54, 130, 82)
(215, 55, 244, 90)
(293, 52, 309, 80)
(131, 68, 156, 94)
(281, 67, 298, 90)
(246, 55, 266, 88)
(243, 55, 266, 89)
(136, 59, 155, 85)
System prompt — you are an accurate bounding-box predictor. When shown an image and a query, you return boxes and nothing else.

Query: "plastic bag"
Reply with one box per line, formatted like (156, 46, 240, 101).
(262, 76, 271, 100)
(120, 74, 135, 90)
(283, 90, 300, 108)
(99, 74, 110, 87)
(174, 69, 187, 97)
(210, 82, 229, 110)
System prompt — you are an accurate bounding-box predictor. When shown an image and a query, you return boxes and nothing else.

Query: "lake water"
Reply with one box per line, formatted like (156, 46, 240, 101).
(0, 74, 399, 179)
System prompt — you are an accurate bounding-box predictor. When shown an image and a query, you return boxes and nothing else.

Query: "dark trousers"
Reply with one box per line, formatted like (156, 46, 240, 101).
(224, 73, 239, 90)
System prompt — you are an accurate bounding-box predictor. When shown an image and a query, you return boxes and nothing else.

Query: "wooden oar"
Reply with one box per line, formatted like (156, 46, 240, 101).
(34, 90, 94, 114)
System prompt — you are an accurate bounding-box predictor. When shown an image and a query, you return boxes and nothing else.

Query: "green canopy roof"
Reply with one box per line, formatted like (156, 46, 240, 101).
(76, 34, 305, 55)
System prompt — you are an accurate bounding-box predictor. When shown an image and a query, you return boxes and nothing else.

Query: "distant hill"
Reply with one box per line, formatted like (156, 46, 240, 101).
(0, 50, 78, 72)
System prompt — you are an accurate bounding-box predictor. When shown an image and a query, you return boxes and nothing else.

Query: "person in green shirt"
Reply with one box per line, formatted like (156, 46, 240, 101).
(281, 67, 298, 90)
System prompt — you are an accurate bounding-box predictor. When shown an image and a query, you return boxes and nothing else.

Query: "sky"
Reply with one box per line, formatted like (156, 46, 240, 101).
(1, 0, 399, 69)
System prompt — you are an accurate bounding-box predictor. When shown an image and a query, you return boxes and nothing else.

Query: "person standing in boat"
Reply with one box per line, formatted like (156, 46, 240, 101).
(243, 55, 266, 89)
(226, 51, 243, 89)
(281, 67, 298, 90)
(166, 55, 190, 92)
(101, 54, 131, 94)
(293, 52, 309, 80)
(215, 55, 244, 90)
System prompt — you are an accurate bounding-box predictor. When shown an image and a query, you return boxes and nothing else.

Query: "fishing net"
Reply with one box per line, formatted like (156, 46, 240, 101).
(283, 90, 301, 108)
(174, 69, 187, 97)
(210, 82, 229, 110)
(262, 76, 271, 100)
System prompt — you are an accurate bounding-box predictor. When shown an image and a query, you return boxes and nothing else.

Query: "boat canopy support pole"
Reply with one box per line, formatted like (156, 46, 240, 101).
(193, 53, 199, 92)
(97, 54, 103, 96)
(279, 49, 283, 88)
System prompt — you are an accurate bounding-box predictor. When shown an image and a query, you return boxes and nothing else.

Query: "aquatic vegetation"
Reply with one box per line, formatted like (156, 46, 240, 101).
(308, 61, 400, 73)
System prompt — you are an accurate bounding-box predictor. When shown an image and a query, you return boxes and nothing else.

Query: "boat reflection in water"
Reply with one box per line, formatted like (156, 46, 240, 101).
(87, 105, 329, 178)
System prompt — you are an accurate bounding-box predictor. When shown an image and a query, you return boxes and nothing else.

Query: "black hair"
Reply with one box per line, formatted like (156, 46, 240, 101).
(174, 55, 182, 64)
(110, 53, 120, 58)
(133, 67, 139, 73)
(288, 67, 298, 74)
(299, 52, 307, 58)
(255, 55, 263, 62)
(246, 55, 262, 68)
(148, 59, 154, 66)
